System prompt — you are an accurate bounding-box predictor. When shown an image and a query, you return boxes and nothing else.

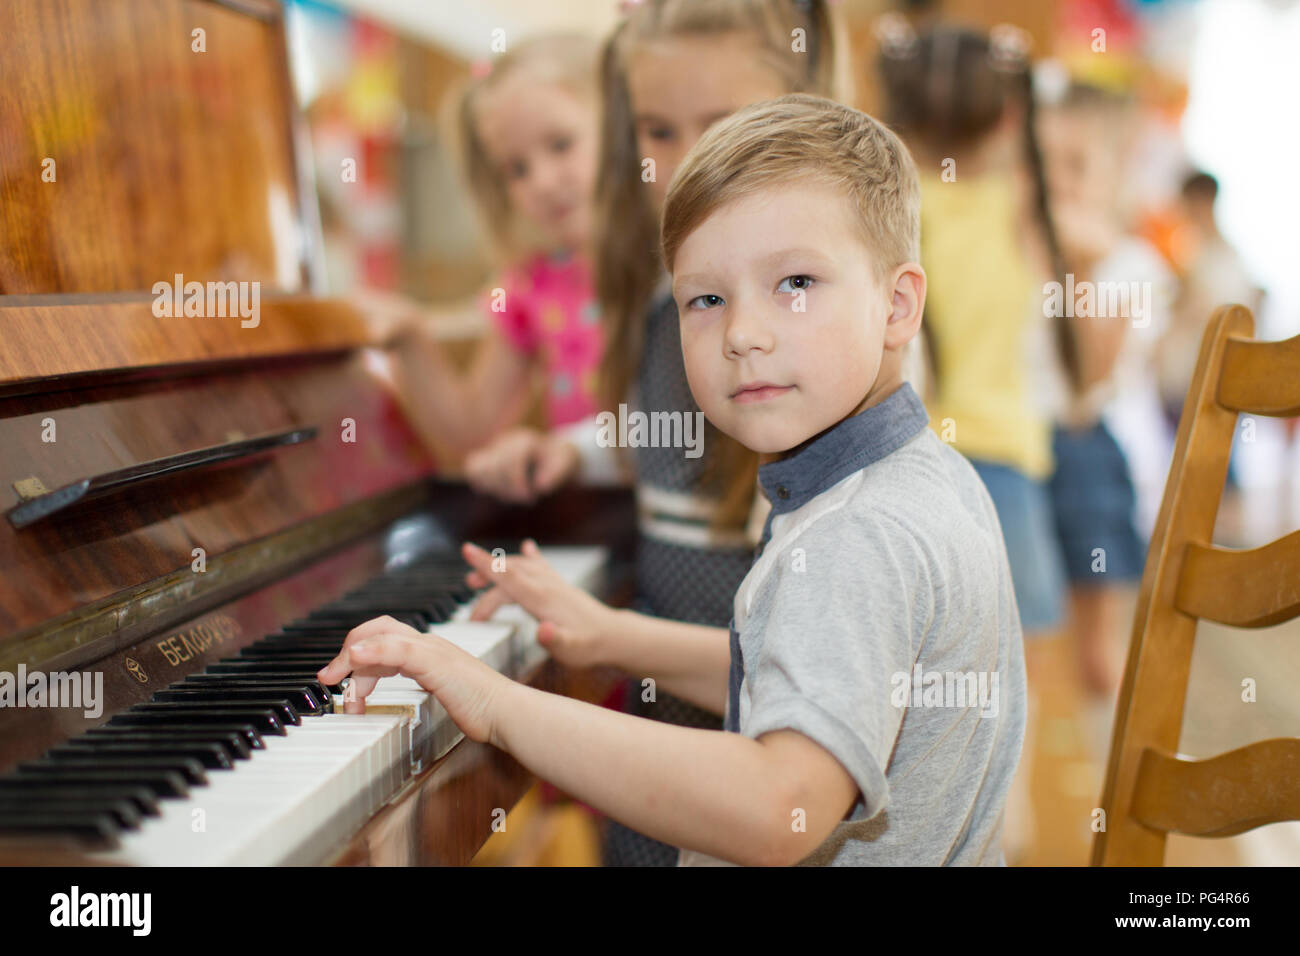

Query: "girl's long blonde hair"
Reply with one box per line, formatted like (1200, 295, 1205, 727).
(450, 33, 600, 266)
(596, 0, 849, 531)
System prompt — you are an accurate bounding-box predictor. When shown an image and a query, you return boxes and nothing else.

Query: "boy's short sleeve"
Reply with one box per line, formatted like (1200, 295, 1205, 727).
(485, 264, 538, 354)
(741, 511, 932, 821)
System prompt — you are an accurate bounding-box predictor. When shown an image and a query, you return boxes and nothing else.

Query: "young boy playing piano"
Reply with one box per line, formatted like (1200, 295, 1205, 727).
(320, 94, 1027, 865)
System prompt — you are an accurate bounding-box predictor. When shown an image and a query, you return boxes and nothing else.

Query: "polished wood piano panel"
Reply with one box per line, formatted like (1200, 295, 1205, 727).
(0, 0, 634, 865)
(0, 0, 310, 296)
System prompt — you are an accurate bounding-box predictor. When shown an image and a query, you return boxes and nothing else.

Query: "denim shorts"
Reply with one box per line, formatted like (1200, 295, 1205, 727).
(1048, 423, 1147, 585)
(970, 458, 1066, 635)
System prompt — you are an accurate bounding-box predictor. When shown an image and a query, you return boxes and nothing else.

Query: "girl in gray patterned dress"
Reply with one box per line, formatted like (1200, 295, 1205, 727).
(463, 0, 847, 865)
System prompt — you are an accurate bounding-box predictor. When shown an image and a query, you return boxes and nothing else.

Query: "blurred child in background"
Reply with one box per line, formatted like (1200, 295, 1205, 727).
(1037, 79, 1175, 759)
(354, 33, 611, 860)
(1158, 171, 1260, 433)
(374, 34, 605, 455)
(462, 0, 849, 866)
(877, 18, 1078, 861)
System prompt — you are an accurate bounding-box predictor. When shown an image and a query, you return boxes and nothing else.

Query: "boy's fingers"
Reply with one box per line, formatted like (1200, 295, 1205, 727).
(317, 654, 349, 684)
(461, 541, 497, 576)
(536, 620, 557, 646)
(316, 645, 379, 695)
(348, 634, 443, 692)
(340, 673, 379, 715)
(316, 617, 412, 683)
(463, 541, 527, 585)
(343, 615, 406, 645)
(469, 585, 512, 622)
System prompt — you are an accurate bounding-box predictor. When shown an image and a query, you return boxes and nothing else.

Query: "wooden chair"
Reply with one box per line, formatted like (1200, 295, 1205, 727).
(1093, 304, 1300, 865)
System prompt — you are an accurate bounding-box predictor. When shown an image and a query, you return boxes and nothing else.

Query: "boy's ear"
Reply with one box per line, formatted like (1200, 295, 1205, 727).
(884, 263, 926, 350)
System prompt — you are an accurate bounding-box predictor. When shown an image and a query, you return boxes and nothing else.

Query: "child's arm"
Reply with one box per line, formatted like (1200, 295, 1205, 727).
(387, 323, 534, 454)
(350, 288, 540, 454)
(463, 541, 729, 715)
(319, 621, 857, 865)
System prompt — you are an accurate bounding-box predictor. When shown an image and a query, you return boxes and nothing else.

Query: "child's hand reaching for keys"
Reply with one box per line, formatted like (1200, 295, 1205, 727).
(462, 539, 617, 670)
(317, 616, 517, 748)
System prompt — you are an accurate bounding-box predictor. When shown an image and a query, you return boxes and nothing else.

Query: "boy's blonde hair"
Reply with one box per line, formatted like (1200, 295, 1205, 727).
(662, 94, 920, 280)
(451, 33, 599, 263)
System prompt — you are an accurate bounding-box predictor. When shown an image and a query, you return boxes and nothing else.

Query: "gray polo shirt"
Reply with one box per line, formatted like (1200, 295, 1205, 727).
(677, 383, 1026, 866)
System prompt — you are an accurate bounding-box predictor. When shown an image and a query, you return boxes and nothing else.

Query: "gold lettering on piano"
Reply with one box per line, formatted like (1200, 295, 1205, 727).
(155, 615, 241, 667)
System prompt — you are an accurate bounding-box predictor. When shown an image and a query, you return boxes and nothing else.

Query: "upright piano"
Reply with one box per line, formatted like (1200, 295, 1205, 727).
(0, 0, 633, 865)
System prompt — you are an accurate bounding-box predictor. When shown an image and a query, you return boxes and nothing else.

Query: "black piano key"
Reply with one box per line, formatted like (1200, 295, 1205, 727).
(0, 812, 120, 850)
(109, 709, 281, 738)
(319, 612, 433, 628)
(171, 679, 328, 713)
(204, 660, 335, 677)
(177, 675, 333, 703)
(282, 611, 422, 630)
(229, 655, 338, 669)
(257, 630, 348, 644)
(348, 579, 468, 592)
(128, 701, 297, 729)
(0, 782, 160, 817)
(0, 795, 142, 830)
(237, 643, 341, 658)
(24, 756, 208, 787)
(243, 633, 343, 644)
(10, 767, 190, 799)
(307, 603, 432, 620)
(196, 665, 344, 695)
(214, 661, 337, 676)
(319, 599, 456, 623)
(81, 726, 256, 758)
(50, 740, 234, 771)
(152, 687, 322, 718)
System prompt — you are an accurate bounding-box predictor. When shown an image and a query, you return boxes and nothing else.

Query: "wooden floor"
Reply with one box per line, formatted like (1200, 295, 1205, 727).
(473, 483, 1300, 867)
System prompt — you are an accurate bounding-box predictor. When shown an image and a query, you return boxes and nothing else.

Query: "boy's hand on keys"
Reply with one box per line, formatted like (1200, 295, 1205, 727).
(463, 427, 578, 504)
(462, 539, 615, 669)
(317, 616, 514, 748)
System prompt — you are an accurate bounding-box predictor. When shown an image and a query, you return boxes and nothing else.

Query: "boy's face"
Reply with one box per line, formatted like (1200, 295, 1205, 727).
(672, 183, 922, 457)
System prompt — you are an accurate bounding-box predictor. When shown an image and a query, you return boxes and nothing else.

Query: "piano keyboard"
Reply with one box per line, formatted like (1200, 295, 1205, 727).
(0, 545, 607, 865)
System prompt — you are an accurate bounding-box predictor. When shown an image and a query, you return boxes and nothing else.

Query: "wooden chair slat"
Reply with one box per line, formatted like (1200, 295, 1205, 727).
(1131, 740, 1300, 837)
(1218, 332, 1300, 416)
(1176, 532, 1300, 628)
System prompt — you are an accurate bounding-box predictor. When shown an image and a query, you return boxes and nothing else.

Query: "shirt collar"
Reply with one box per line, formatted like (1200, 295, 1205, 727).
(757, 382, 930, 515)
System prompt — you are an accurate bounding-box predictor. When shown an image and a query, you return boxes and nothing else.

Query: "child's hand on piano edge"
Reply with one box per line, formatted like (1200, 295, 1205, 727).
(462, 539, 615, 670)
(317, 616, 513, 748)
(348, 287, 426, 347)
(463, 428, 579, 504)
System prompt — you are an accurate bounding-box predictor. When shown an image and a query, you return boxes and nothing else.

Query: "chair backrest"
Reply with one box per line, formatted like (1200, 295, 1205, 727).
(1093, 304, 1300, 866)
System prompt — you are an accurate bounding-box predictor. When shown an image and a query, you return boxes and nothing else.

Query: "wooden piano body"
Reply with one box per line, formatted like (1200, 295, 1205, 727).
(0, 0, 633, 864)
